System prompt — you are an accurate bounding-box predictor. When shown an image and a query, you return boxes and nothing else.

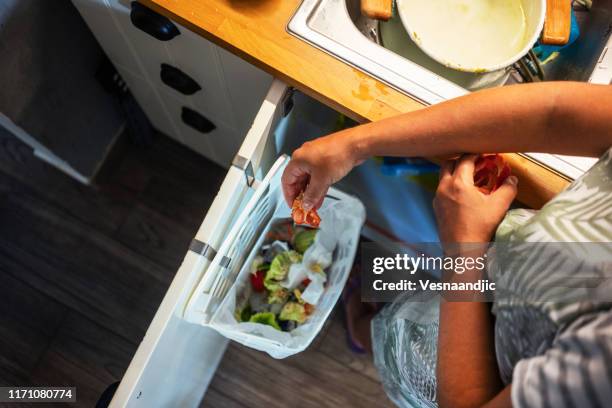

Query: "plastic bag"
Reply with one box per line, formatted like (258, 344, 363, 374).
(372, 291, 440, 408)
(210, 197, 365, 358)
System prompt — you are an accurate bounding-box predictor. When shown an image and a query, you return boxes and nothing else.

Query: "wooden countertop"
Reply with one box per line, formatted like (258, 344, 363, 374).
(140, 0, 569, 209)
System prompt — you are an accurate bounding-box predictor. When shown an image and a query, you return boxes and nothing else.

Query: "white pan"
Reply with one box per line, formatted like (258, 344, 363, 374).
(396, 0, 546, 73)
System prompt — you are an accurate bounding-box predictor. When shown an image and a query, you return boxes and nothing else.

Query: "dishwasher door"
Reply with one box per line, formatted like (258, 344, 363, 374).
(111, 79, 291, 407)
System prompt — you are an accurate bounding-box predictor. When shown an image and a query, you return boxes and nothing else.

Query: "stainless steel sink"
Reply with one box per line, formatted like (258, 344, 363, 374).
(288, 0, 612, 179)
(288, 0, 612, 105)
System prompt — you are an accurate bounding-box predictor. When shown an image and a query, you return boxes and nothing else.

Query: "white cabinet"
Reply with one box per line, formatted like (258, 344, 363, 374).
(71, 0, 273, 169)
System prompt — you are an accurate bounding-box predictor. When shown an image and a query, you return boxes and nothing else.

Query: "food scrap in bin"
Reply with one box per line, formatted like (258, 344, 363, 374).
(474, 154, 512, 194)
(235, 220, 324, 332)
(291, 192, 321, 227)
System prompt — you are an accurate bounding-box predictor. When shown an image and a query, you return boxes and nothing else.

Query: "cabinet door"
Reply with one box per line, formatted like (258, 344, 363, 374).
(110, 80, 289, 408)
(168, 25, 236, 129)
(216, 46, 274, 135)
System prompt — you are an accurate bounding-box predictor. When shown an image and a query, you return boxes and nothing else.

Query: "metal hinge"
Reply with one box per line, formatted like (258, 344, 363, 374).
(281, 87, 295, 117)
(188, 239, 217, 261)
(232, 154, 256, 187)
(189, 239, 232, 270)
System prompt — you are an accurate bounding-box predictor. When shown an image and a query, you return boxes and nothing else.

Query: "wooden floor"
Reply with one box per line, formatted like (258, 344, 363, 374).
(0, 129, 393, 408)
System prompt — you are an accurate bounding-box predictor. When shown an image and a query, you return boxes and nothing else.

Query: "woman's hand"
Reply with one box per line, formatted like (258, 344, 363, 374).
(434, 155, 518, 243)
(281, 129, 364, 210)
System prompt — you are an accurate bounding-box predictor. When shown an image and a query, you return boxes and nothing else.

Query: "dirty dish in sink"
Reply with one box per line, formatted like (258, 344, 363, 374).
(397, 0, 546, 72)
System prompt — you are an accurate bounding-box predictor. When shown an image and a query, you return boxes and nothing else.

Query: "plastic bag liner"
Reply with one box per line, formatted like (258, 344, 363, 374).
(208, 158, 365, 358)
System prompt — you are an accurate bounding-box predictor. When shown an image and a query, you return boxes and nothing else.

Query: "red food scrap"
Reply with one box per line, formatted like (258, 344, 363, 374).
(291, 192, 321, 227)
(304, 303, 315, 316)
(474, 154, 512, 194)
(250, 270, 266, 292)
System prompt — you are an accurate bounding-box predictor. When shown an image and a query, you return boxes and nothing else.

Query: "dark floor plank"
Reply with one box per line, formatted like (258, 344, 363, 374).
(0, 127, 64, 188)
(114, 203, 195, 271)
(126, 135, 226, 186)
(29, 311, 134, 407)
(111, 135, 226, 229)
(316, 311, 384, 383)
(201, 387, 248, 408)
(0, 273, 67, 386)
(0, 172, 170, 343)
(0, 129, 135, 235)
(207, 342, 393, 408)
(137, 164, 224, 229)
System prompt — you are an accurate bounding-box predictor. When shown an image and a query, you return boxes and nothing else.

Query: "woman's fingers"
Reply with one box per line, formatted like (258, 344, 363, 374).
(281, 160, 309, 206)
(301, 170, 329, 210)
(492, 175, 519, 207)
(314, 194, 325, 210)
(439, 160, 455, 182)
(454, 154, 478, 183)
(281, 160, 329, 209)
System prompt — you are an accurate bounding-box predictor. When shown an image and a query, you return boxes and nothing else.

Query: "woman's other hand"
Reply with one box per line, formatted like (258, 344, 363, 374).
(434, 154, 518, 243)
(281, 130, 364, 210)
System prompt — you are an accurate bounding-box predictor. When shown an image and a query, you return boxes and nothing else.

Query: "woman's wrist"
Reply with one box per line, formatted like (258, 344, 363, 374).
(348, 123, 377, 164)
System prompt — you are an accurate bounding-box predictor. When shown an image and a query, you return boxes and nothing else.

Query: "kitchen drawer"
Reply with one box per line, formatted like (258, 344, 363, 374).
(179, 120, 243, 170)
(108, 1, 236, 129)
(115, 60, 245, 168)
(154, 60, 236, 133)
(168, 24, 236, 129)
(156, 87, 245, 169)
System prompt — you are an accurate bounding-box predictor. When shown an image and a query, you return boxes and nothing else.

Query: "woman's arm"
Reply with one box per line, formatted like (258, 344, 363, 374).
(353, 81, 611, 159)
(437, 300, 505, 408)
(433, 156, 515, 408)
(282, 82, 612, 209)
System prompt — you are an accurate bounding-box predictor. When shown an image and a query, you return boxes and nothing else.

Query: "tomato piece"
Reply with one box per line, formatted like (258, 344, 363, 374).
(292, 208, 305, 224)
(301, 278, 311, 286)
(495, 163, 511, 190)
(291, 192, 321, 227)
(250, 270, 266, 292)
(474, 154, 512, 194)
(305, 211, 321, 227)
